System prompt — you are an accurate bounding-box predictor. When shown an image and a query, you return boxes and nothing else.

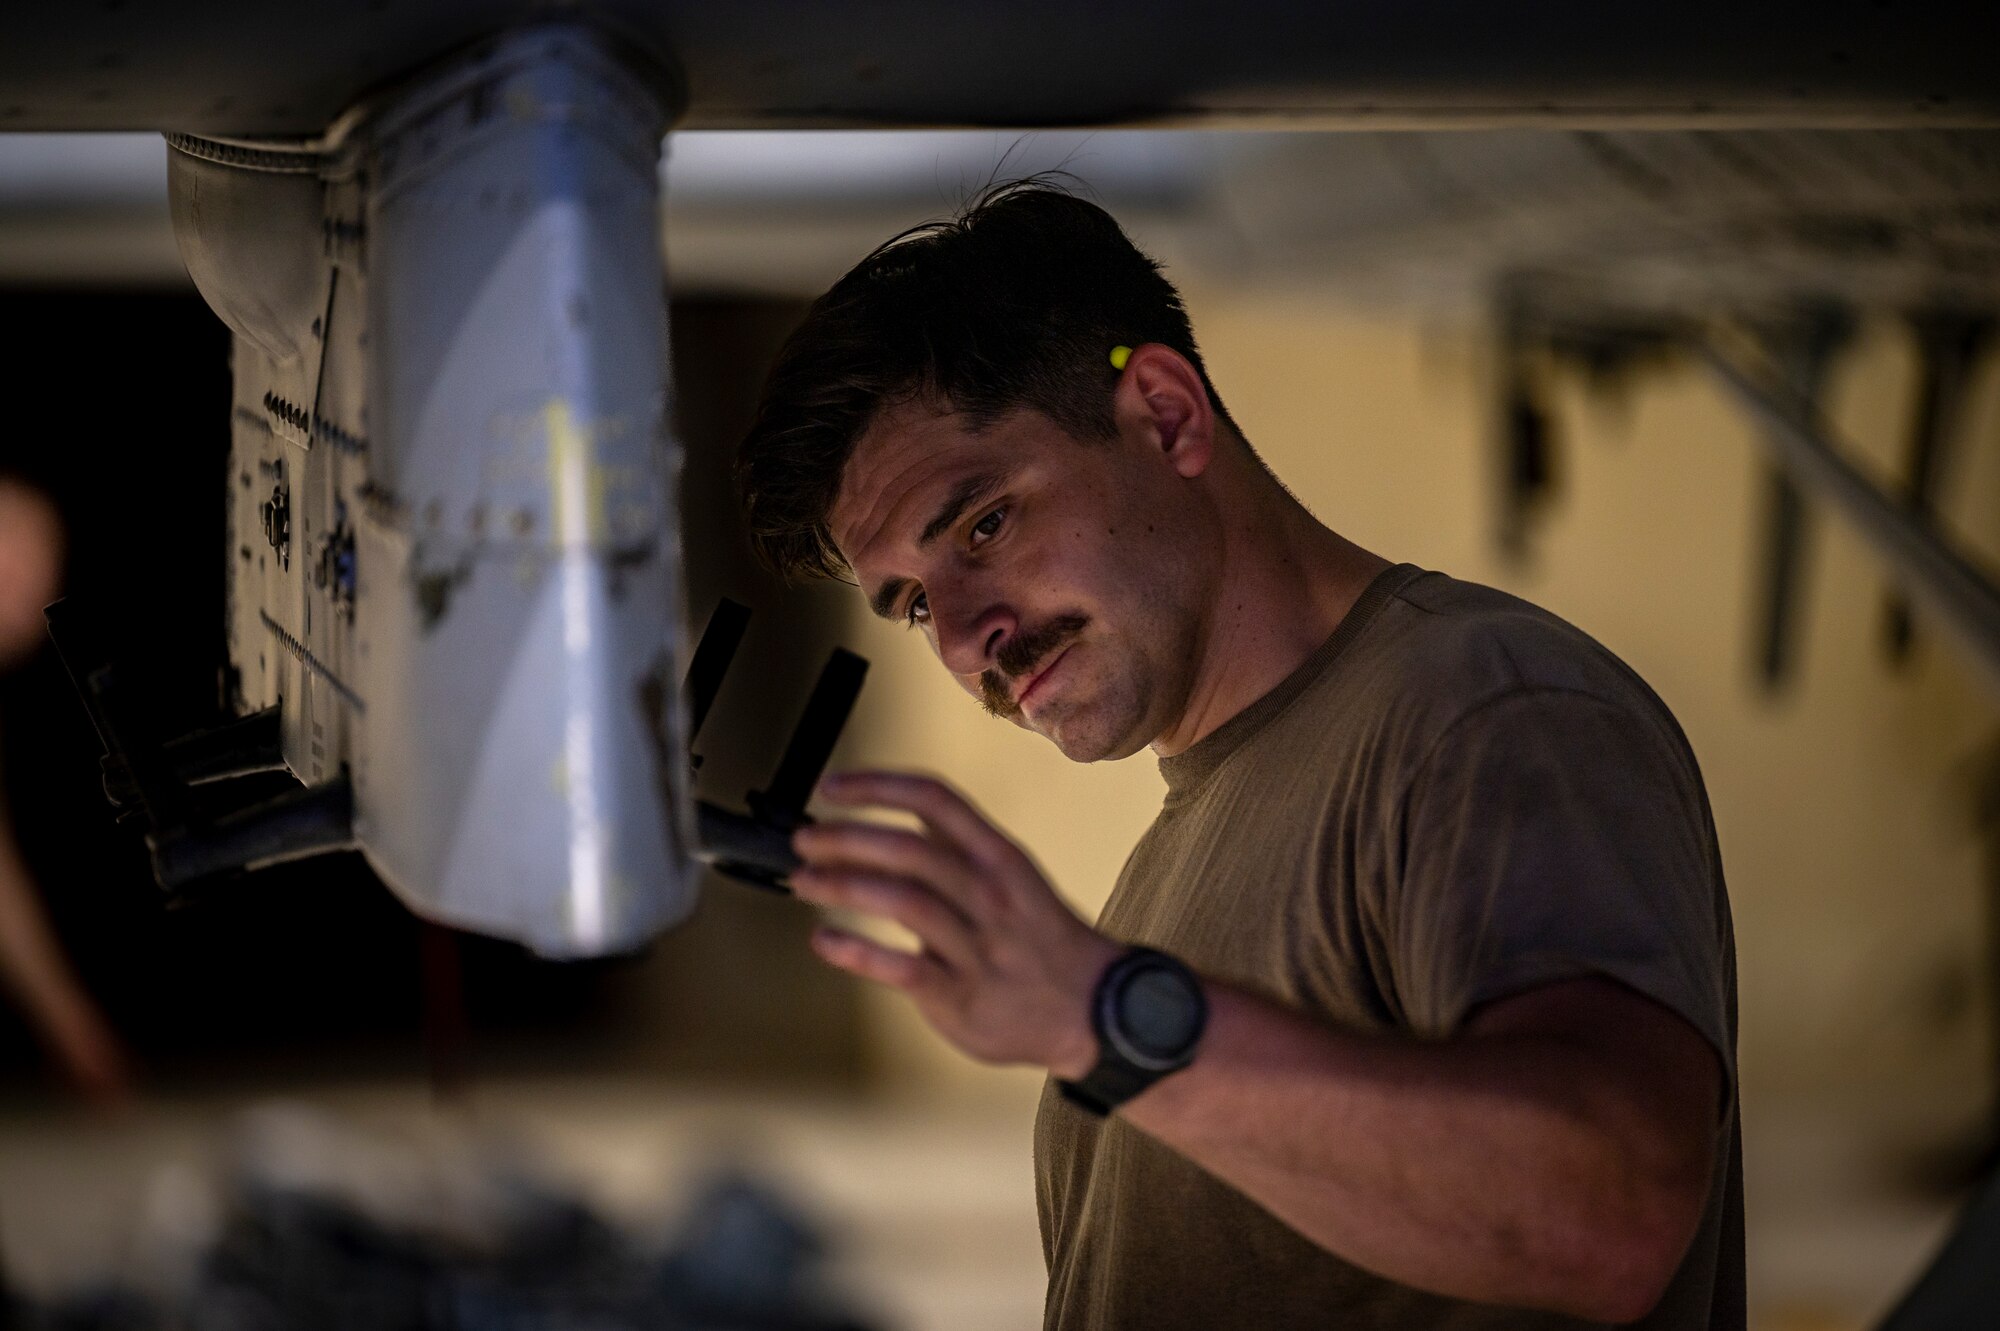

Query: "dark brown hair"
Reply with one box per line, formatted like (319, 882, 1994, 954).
(735, 178, 1232, 581)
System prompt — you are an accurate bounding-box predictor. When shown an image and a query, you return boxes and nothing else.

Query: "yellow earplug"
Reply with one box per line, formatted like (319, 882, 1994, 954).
(1109, 345, 1132, 371)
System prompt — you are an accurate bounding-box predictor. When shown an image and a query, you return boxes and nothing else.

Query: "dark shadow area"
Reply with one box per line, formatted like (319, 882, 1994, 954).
(0, 288, 866, 1096)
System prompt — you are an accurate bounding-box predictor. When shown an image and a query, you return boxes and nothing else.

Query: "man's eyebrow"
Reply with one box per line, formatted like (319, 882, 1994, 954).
(918, 470, 1006, 548)
(869, 576, 912, 621)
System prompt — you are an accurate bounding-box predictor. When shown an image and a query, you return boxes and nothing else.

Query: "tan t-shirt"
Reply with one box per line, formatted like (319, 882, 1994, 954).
(1034, 563, 1743, 1330)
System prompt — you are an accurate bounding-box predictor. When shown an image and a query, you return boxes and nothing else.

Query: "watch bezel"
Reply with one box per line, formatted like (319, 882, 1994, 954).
(1095, 949, 1205, 1073)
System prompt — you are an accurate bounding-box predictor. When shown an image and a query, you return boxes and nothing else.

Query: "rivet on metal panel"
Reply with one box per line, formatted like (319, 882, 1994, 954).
(260, 484, 290, 569)
(413, 563, 470, 630)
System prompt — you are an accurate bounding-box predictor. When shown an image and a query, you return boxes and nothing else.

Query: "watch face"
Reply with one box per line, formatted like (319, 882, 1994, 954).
(1115, 962, 1203, 1063)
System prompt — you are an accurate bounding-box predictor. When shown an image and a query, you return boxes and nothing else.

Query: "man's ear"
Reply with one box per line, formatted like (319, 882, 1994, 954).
(1114, 343, 1215, 480)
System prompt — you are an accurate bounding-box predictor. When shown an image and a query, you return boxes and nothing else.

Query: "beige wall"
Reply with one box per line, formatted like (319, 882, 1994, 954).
(823, 290, 2000, 1139)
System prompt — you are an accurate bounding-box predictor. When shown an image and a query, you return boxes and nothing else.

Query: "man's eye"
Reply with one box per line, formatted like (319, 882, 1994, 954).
(904, 591, 930, 627)
(970, 507, 1007, 544)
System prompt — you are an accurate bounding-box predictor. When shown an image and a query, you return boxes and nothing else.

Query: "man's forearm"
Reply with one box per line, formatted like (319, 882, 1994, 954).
(1107, 977, 1714, 1322)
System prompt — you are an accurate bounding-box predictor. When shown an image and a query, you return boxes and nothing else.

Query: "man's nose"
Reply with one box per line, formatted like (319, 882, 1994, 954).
(933, 582, 1016, 678)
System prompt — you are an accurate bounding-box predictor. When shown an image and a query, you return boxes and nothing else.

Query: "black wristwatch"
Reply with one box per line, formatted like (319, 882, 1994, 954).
(1058, 946, 1208, 1117)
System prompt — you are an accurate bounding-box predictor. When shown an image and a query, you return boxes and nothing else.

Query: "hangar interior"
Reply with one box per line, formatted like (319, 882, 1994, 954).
(0, 10, 1997, 1328)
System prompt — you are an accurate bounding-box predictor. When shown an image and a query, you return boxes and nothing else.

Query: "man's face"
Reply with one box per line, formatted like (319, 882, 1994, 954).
(829, 402, 1209, 763)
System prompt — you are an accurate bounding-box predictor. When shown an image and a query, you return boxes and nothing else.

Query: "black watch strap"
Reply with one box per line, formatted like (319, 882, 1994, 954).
(1058, 1057, 1157, 1116)
(1056, 946, 1206, 1118)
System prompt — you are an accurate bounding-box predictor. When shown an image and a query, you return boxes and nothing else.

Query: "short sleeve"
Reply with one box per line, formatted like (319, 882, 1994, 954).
(1392, 687, 1732, 1079)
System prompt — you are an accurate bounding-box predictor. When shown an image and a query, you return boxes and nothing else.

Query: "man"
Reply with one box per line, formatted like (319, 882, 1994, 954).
(737, 182, 1740, 1329)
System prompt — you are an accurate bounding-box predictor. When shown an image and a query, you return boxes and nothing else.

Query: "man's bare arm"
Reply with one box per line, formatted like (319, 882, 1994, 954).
(790, 770, 1721, 1323)
(0, 800, 133, 1102)
(1115, 973, 1721, 1322)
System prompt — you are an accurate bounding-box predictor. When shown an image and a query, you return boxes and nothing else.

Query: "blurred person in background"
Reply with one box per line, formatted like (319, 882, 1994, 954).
(0, 475, 132, 1103)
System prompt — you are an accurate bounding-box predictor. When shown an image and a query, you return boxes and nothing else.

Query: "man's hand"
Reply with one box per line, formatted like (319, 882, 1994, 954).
(789, 770, 1120, 1078)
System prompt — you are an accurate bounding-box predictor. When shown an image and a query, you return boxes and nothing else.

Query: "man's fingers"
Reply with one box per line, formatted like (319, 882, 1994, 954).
(791, 866, 977, 964)
(809, 925, 946, 992)
(817, 771, 1021, 868)
(793, 821, 978, 904)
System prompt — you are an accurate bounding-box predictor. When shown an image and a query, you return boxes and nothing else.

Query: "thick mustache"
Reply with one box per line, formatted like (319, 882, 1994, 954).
(980, 614, 1090, 718)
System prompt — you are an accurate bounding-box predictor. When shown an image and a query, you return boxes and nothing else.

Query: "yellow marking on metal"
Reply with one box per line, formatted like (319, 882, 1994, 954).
(545, 398, 609, 546)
